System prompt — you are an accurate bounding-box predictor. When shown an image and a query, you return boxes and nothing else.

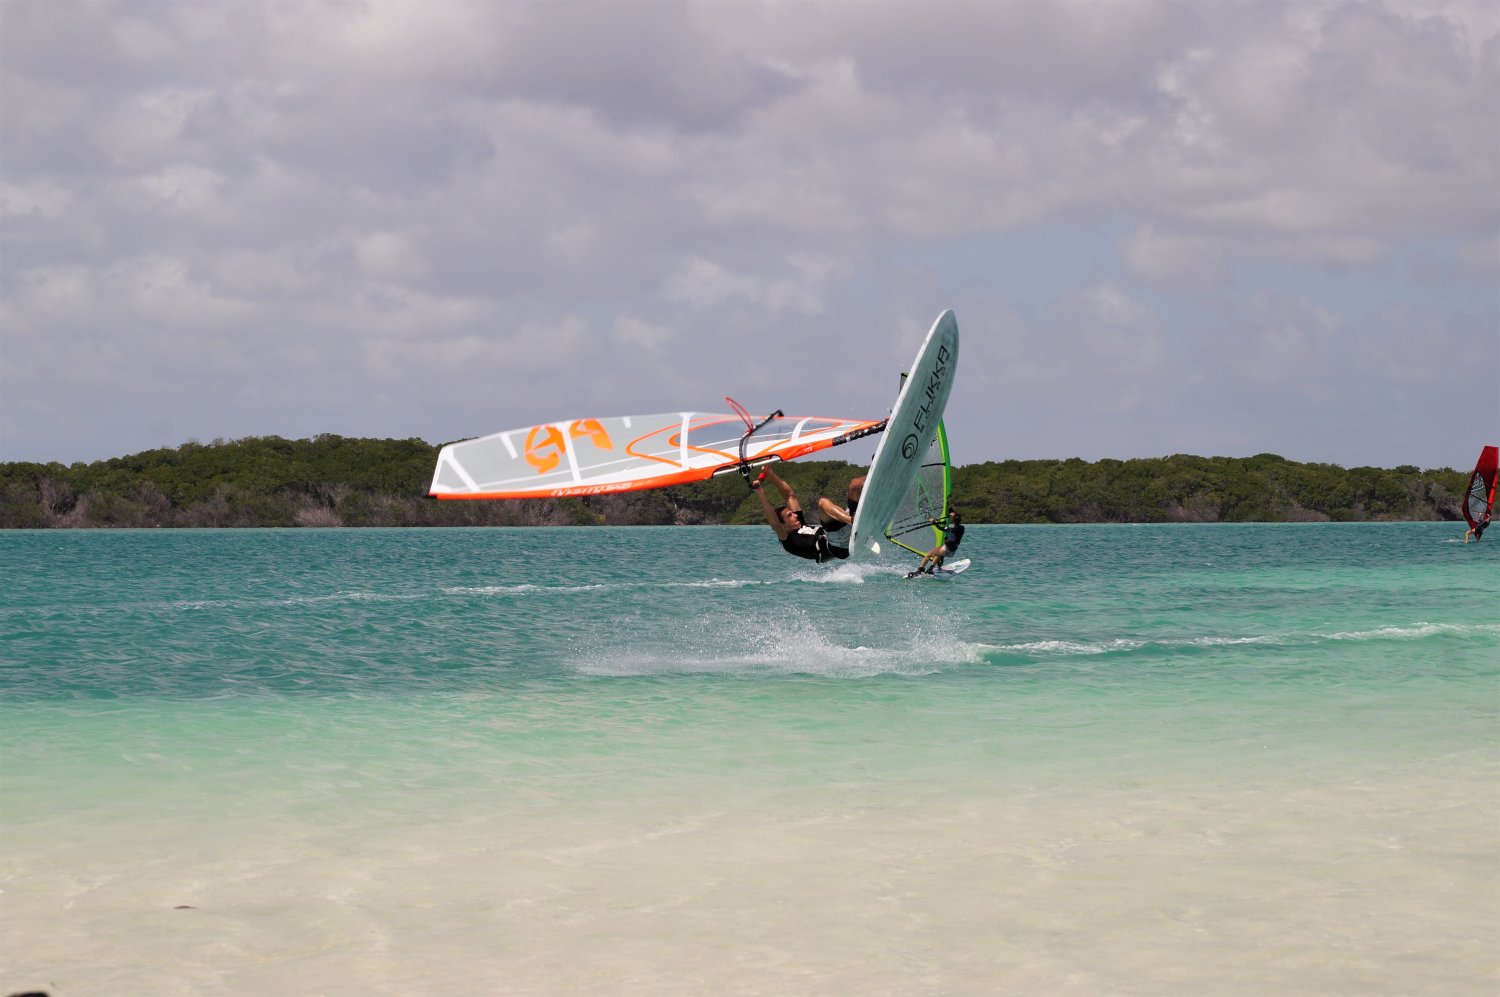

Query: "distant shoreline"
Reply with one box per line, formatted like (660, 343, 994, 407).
(1, 435, 1468, 529)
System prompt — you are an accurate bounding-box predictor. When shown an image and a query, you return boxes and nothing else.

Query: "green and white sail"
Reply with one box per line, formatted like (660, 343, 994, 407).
(883, 421, 951, 557)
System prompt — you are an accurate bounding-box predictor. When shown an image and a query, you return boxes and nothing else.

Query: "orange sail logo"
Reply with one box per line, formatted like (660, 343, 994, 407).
(524, 420, 614, 473)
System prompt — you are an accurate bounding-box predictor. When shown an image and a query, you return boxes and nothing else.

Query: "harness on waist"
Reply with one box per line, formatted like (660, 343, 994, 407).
(781, 524, 831, 562)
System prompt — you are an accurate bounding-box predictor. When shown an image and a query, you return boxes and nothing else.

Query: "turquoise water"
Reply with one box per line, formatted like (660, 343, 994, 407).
(2, 524, 1496, 994)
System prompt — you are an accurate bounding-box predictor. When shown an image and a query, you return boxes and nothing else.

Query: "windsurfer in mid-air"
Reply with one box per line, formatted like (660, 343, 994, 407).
(1465, 510, 1490, 543)
(750, 465, 863, 563)
(908, 511, 965, 577)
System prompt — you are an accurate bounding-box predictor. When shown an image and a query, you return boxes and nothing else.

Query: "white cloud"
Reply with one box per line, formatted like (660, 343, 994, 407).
(1236, 293, 1343, 391)
(9, 264, 95, 319)
(96, 88, 213, 168)
(1121, 224, 1228, 288)
(0, 0, 1495, 468)
(1066, 282, 1166, 409)
(1457, 234, 1500, 281)
(0, 179, 71, 217)
(663, 255, 843, 316)
(612, 316, 676, 351)
(134, 163, 225, 211)
(208, 248, 318, 298)
(354, 231, 426, 282)
(109, 12, 179, 66)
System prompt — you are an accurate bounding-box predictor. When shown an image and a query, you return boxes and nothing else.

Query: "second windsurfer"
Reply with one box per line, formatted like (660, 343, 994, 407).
(909, 511, 965, 576)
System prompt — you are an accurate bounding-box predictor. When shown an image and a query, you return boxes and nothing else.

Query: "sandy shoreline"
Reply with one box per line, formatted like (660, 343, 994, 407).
(5, 761, 1496, 995)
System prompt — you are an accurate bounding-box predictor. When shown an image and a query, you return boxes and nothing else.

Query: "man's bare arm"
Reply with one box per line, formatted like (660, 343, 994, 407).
(753, 478, 792, 540)
(761, 467, 800, 511)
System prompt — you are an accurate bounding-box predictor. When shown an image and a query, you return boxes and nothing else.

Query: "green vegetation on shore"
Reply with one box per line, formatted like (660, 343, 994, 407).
(0, 435, 1468, 528)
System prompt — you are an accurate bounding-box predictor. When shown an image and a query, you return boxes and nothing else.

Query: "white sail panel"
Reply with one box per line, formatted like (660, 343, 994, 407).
(430, 411, 883, 499)
(884, 422, 950, 557)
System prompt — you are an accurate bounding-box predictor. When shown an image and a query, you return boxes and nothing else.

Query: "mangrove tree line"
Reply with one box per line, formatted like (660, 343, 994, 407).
(0, 435, 1469, 528)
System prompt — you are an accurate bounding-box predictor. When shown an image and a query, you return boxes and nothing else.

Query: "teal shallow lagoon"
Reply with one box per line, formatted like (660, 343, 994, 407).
(2, 524, 1496, 994)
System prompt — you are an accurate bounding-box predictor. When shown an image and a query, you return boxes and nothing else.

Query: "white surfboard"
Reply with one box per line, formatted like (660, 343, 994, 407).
(849, 310, 959, 555)
(907, 558, 971, 578)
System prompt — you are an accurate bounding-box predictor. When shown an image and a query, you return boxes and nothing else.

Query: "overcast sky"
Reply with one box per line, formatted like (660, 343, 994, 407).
(2, 0, 1496, 471)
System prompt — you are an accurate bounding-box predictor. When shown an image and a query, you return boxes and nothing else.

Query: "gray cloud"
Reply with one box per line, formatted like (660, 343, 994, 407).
(2, 0, 1495, 470)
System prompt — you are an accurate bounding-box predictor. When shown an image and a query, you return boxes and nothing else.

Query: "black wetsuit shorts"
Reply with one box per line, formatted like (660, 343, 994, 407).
(782, 525, 832, 562)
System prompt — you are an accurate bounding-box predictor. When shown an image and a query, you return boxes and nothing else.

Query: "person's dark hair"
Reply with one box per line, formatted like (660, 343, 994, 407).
(950, 511, 962, 524)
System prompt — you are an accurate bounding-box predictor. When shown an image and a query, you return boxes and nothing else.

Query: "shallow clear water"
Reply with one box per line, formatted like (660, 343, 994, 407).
(2, 524, 1496, 994)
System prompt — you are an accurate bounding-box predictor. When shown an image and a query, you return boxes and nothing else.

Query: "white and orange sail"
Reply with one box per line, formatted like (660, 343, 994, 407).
(429, 408, 884, 500)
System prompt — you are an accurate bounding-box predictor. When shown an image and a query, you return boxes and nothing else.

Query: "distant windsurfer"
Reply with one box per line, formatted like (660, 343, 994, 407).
(750, 465, 863, 563)
(908, 512, 964, 576)
(1461, 444, 1497, 544)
